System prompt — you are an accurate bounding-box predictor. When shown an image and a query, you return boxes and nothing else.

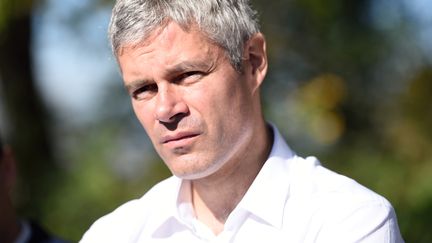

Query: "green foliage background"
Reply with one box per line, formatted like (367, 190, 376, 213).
(1, 0, 431, 242)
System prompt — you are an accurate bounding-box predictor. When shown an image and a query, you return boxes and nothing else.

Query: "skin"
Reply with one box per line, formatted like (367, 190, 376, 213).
(0, 146, 20, 243)
(118, 22, 271, 234)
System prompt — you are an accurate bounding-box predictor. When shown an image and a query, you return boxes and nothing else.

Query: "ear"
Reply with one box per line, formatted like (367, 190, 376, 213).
(244, 33, 268, 93)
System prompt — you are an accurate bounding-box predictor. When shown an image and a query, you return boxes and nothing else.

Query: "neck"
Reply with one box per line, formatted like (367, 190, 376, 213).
(191, 121, 272, 235)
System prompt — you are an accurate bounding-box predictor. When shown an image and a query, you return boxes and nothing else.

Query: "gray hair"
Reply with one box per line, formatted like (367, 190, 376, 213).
(108, 0, 260, 71)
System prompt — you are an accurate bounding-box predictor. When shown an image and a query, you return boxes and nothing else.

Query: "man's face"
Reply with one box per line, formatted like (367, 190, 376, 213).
(118, 22, 262, 180)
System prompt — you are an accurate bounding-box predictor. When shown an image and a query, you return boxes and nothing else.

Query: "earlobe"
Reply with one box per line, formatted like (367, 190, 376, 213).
(244, 33, 268, 92)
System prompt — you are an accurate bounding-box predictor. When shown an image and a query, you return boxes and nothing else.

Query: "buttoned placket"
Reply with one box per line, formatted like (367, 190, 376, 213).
(189, 208, 248, 243)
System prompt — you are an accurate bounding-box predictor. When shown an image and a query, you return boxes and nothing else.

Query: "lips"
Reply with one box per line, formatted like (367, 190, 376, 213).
(160, 132, 200, 145)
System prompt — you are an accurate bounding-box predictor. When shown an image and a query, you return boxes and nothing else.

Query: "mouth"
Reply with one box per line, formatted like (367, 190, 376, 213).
(161, 132, 200, 145)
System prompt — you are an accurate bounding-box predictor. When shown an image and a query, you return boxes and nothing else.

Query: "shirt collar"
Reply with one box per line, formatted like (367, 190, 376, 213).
(153, 124, 295, 231)
(235, 124, 295, 229)
(145, 176, 186, 233)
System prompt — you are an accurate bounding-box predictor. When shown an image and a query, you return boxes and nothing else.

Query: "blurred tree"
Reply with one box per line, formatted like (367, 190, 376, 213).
(0, 0, 63, 219)
(256, 0, 389, 143)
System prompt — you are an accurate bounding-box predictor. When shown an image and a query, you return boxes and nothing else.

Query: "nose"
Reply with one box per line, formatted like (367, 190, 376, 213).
(154, 85, 188, 123)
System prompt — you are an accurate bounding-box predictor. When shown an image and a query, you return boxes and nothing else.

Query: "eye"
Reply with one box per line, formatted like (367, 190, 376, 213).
(174, 71, 203, 84)
(132, 83, 158, 100)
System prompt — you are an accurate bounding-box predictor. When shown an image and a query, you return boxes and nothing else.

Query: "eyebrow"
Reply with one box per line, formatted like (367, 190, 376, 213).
(165, 60, 214, 75)
(125, 79, 152, 94)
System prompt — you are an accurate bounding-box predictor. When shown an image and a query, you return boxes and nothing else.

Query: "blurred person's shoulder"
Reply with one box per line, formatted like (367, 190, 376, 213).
(18, 220, 70, 243)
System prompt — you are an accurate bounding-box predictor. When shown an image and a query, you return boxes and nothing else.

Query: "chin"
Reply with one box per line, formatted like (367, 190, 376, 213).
(169, 160, 223, 181)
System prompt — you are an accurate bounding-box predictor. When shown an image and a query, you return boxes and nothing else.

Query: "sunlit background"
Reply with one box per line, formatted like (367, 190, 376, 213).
(0, 0, 431, 241)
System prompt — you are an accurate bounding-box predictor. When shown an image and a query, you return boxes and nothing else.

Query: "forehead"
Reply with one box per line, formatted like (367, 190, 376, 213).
(117, 22, 224, 78)
(118, 22, 215, 60)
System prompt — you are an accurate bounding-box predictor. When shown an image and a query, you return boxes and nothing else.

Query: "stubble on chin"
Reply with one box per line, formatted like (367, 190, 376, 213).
(172, 146, 192, 155)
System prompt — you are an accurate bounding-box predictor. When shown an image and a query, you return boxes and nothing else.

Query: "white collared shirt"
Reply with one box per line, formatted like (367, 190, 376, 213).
(80, 126, 404, 243)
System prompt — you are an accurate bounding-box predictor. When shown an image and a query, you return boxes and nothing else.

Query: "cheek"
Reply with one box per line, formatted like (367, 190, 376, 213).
(132, 102, 154, 133)
(132, 102, 144, 121)
(221, 84, 252, 119)
(191, 80, 250, 126)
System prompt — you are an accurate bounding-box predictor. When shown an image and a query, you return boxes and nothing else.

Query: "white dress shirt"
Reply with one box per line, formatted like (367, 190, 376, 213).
(80, 126, 404, 243)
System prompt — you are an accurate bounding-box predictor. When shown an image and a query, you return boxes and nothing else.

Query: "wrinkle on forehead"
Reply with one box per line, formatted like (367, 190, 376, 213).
(117, 20, 199, 57)
(121, 23, 212, 61)
(135, 23, 216, 57)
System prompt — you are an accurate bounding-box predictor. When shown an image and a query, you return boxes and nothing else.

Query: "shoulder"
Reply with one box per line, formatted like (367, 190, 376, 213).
(80, 176, 178, 243)
(289, 156, 389, 206)
(287, 156, 404, 242)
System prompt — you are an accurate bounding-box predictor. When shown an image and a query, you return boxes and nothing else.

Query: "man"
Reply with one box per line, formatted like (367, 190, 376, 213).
(81, 0, 404, 242)
(0, 135, 69, 243)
